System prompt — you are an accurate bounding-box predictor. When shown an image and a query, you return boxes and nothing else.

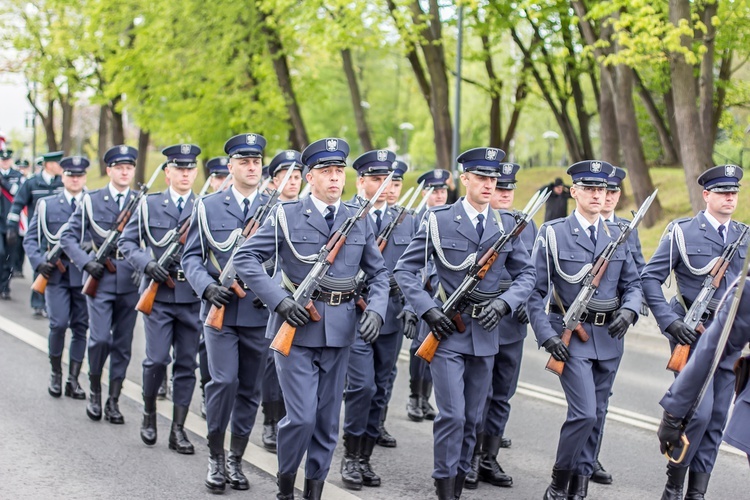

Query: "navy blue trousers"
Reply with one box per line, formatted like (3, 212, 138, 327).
(481, 339, 524, 437)
(46, 281, 88, 362)
(86, 289, 138, 382)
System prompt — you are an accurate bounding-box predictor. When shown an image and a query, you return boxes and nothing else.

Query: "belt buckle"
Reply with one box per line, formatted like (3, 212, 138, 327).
(471, 304, 483, 319)
(175, 270, 186, 282)
(594, 312, 607, 326)
(329, 291, 342, 306)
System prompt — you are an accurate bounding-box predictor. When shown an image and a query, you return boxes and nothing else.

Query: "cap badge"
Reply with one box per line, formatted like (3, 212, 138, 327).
(246, 134, 257, 145)
(377, 150, 388, 162)
(485, 148, 499, 161)
(435, 169, 444, 179)
(502, 163, 513, 175)
(180, 144, 191, 155)
(726, 165, 737, 177)
(220, 158, 227, 165)
(285, 150, 295, 160)
(72, 156, 81, 166)
(119, 145, 128, 155)
(590, 161, 602, 173)
(326, 139, 338, 152)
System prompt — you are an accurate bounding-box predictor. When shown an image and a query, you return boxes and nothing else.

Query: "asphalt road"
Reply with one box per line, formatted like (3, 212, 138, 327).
(0, 270, 747, 499)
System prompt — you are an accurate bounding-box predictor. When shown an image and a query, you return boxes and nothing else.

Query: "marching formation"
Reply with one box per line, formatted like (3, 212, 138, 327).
(1, 136, 748, 499)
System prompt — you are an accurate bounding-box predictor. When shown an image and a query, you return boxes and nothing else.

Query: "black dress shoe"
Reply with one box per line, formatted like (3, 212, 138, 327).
(500, 436, 512, 448)
(48, 355, 62, 397)
(206, 433, 226, 492)
(226, 434, 250, 490)
(591, 459, 613, 484)
(478, 435, 513, 487)
(64, 361, 86, 399)
(104, 379, 124, 424)
(87, 374, 102, 421)
(262, 423, 278, 453)
(406, 379, 424, 422)
(169, 405, 194, 454)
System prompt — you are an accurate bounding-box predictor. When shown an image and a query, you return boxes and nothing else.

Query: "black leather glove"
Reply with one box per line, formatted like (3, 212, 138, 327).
(658, 411, 685, 455)
(359, 310, 383, 343)
(36, 262, 55, 279)
(543, 336, 570, 362)
(476, 298, 510, 330)
(144, 261, 169, 283)
(666, 319, 697, 346)
(5, 228, 18, 247)
(275, 296, 310, 327)
(422, 307, 455, 339)
(516, 304, 529, 325)
(83, 260, 105, 280)
(398, 310, 419, 339)
(608, 308, 636, 340)
(203, 283, 233, 308)
(252, 296, 267, 309)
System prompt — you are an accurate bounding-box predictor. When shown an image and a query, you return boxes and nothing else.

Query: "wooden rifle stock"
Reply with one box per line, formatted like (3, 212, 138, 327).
(31, 274, 48, 295)
(546, 324, 589, 376)
(416, 332, 441, 363)
(270, 301, 321, 356)
(54, 259, 66, 273)
(229, 280, 247, 298)
(377, 238, 387, 252)
(356, 297, 367, 312)
(204, 303, 225, 331)
(82, 275, 99, 297)
(666, 324, 705, 373)
(136, 281, 160, 315)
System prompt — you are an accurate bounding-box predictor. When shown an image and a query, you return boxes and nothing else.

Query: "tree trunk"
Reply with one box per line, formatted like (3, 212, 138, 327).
(614, 64, 662, 227)
(501, 76, 527, 153)
(713, 50, 732, 146)
(634, 72, 679, 165)
(39, 100, 59, 152)
(698, 1, 718, 152)
(60, 98, 74, 155)
(664, 89, 682, 163)
(599, 69, 620, 165)
(111, 99, 125, 145)
(669, 0, 714, 213)
(97, 105, 110, 176)
(262, 21, 309, 151)
(341, 48, 373, 152)
(480, 34, 502, 149)
(135, 128, 150, 186)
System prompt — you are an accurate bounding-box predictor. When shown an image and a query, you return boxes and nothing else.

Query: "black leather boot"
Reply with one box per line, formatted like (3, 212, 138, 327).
(205, 432, 226, 492)
(48, 355, 62, 397)
(169, 405, 194, 454)
(478, 434, 513, 487)
(464, 433, 482, 490)
(543, 467, 572, 500)
(359, 435, 381, 487)
(376, 406, 397, 447)
(454, 472, 466, 499)
(86, 374, 102, 421)
(303, 477, 325, 499)
(140, 395, 157, 445)
(407, 379, 424, 422)
(421, 380, 437, 420)
(340, 434, 363, 490)
(590, 429, 612, 484)
(226, 434, 250, 490)
(569, 475, 589, 500)
(277, 472, 296, 500)
(65, 360, 86, 399)
(685, 471, 710, 500)
(262, 400, 281, 453)
(434, 477, 455, 500)
(104, 379, 124, 424)
(661, 464, 687, 500)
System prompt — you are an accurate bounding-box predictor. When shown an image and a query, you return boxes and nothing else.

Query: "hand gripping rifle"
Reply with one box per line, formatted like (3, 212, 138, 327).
(204, 165, 296, 330)
(664, 250, 750, 464)
(667, 223, 749, 373)
(354, 181, 424, 311)
(545, 190, 658, 375)
(270, 171, 395, 357)
(82, 167, 162, 297)
(416, 188, 551, 363)
(30, 240, 68, 294)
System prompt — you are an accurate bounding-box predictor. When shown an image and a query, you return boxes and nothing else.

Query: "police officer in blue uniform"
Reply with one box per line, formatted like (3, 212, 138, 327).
(658, 274, 750, 493)
(24, 156, 89, 399)
(0, 149, 32, 299)
(234, 137, 389, 500)
(406, 169, 449, 423)
(119, 144, 202, 453)
(340, 150, 417, 489)
(527, 160, 642, 500)
(60, 145, 140, 424)
(11, 158, 31, 278)
(182, 133, 272, 492)
(642, 165, 747, 499)
(464, 162, 536, 490)
(260, 149, 303, 453)
(206, 156, 231, 193)
(395, 148, 536, 500)
(6, 150, 64, 316)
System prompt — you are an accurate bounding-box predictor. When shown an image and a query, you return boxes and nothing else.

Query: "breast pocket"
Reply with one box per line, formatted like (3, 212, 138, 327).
(438, 237, 471, 268)
(556, 250, 589, 278)
(685, 243, 714, 270)
(93, 213, 116, 231)
(147, 217, 172, 240)
(289, 230, 322, 255)
(605, 248, 627, 281)
(344, 230, 365, 266)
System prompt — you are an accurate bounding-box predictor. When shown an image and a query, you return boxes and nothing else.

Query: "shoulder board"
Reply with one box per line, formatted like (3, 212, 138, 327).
(546, 216, 566, 226)
(342, 201, 360, 210)
(667, 216, 692, 231)
(279, 199, 299, 206)
(146, 191, 164, 198)
(428, 205, 451, 213)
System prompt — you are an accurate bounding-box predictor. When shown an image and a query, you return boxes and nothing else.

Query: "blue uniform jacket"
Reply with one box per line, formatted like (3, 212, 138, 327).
(394, 200, 536, 357)
(0, 169, 24, 232)
(23, 192, 83, 287)
(233, 195, 389, 348)
(181, 189, 269, 327)
(7, 174, 63, 231)
(118, 191, 198, 304)
(498, 216, 537, 345)
(641, 212, 748, 342)
(527, 213, 642, 361)
(59, 187, 138, 294)
(660, 278, 750, 455)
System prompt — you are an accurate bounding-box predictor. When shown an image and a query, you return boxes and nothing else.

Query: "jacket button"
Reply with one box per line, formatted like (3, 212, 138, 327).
(303, 236, 307, 240)
(452, 243, 456, 247)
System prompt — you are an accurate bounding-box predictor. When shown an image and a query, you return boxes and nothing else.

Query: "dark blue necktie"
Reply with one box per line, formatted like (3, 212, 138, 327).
(242, 198, 250, 219)
(476, 213, 485, 240)
(115, 193, 123, 210)
(718, 224, 726, 243)
(176, 197, 184, 214)
(588, 225, 597, 247)
(71, 198, 77, 211)
(374, 209, 382, 233)
(325, 205, 335, 230)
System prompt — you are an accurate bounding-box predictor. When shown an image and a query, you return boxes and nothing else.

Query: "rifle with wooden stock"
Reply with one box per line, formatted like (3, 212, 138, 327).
(203, 164, 295, 330)
(30, 240, 67, 294)
(667, 223, 749, 373)
(416, 188, 551, 363)
(545, 190, 658, 376)
(82, 168, 162, 297)
(270, 171, 395, 357)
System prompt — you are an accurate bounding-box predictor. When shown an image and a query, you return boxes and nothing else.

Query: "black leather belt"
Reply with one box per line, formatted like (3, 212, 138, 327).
(461, 303, 488, 319)
(171, 269, 186, 282)
(310, 289, 356, 306)
(549, 305, 616, 326)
